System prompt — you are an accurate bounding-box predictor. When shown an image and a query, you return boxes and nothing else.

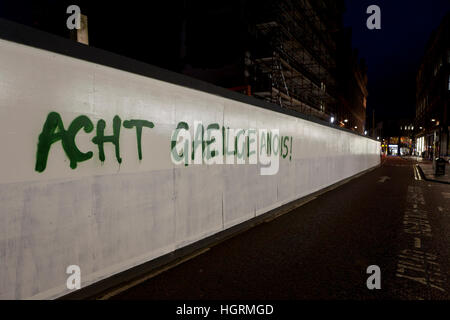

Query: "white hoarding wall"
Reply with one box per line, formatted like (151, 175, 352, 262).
(0, 38, 380, 299)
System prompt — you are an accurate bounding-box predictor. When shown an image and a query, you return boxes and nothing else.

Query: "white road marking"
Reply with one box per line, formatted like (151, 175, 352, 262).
(378, 176, 391, 183)
(414, 166, 422, 181)
(395, 186, 446, 294)
(414, 238, 422, 249)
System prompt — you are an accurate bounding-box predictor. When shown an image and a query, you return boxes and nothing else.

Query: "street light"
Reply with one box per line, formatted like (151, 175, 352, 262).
(344, 119, 349, 123)
(330, 117, 335, 124)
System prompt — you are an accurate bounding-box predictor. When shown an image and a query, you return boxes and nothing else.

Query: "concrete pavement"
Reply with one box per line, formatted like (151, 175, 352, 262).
(417, 159, 450, 185)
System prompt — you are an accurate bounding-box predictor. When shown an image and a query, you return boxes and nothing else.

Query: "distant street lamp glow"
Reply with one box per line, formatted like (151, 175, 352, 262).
(364, 131, 368, 135)
(431, 119, 436, 122)
(344, 119, 349, 123)
(330, 117, 335, 124)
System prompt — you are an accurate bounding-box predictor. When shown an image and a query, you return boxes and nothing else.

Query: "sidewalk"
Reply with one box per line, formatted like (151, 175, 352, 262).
(412, 157, 450, 184)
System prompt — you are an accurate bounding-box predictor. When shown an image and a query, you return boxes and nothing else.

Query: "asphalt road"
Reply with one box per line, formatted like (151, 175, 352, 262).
(113, 157, 450, 300)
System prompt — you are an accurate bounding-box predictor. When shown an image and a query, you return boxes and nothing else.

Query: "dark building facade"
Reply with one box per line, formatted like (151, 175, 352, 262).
(415, 13, 450, 160)
(180, 0, 368, 133)
(0, 0, 368, 133)
(336, 29, 368, 134)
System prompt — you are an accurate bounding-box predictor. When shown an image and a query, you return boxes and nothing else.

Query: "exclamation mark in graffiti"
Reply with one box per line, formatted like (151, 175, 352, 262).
(290, 137, 292, 161)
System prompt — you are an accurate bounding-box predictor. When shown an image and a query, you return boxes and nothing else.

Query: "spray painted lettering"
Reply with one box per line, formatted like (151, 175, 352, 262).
(35, 112, 154, 172)
(35, 113, 292, 176)
(170, 122, 293, 175)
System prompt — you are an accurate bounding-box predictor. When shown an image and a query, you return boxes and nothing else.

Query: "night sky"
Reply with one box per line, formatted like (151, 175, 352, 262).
(344, 0, 450, 123)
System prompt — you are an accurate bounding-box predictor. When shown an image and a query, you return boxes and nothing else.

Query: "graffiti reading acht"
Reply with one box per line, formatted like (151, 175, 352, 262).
(35, 112, 155, 172)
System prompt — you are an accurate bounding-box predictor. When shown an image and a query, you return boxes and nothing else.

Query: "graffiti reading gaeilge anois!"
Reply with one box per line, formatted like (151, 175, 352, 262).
(35, 112, 293, 175)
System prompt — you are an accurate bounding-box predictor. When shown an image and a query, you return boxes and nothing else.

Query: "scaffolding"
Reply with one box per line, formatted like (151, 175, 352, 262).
(249, 0, 339, 121)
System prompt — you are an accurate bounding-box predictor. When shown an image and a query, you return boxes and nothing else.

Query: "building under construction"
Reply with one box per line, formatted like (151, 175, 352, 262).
(246, 0, 342, 122)
(181, 0, 367, 132)
(0, 0, 368, 131)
